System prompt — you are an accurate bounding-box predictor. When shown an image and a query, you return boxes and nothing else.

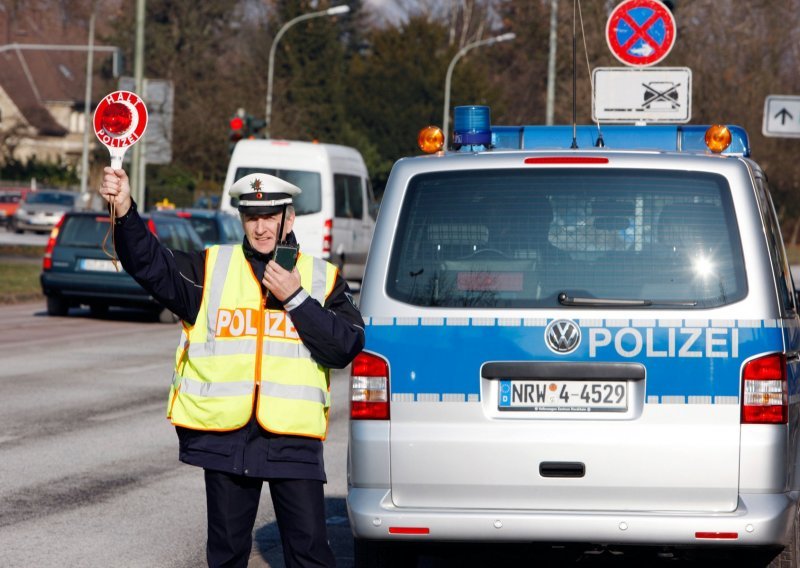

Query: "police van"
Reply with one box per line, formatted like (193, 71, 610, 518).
(347, 106, 800, 566)
(221, 139, 377, 281)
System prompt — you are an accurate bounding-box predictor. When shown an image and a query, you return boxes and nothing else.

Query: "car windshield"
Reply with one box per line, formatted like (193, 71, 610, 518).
(26, 192, 75, 206)
(387, 169, 746, 309)
(232, 168, 322, 215)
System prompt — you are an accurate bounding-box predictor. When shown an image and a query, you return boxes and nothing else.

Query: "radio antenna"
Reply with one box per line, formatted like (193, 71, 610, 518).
(577, 0, 604, 147)
(277, 204, 287, 245)
(570, 0, 578, 149)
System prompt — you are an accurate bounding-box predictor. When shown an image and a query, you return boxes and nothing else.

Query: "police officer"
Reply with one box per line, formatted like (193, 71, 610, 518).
(99, 167, 365, 568)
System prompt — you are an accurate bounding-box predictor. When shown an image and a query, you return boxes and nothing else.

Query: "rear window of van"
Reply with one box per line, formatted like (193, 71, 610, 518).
(233, 168, 321, 215)
(387, 169, 746, 309)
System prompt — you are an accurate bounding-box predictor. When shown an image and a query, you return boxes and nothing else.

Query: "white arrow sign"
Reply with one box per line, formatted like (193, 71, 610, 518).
(763, 95, 800, 138)
(593, 67, 691, 123)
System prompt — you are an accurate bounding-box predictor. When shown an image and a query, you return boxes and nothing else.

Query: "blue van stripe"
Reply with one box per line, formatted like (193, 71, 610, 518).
(365, 317, 781, 329)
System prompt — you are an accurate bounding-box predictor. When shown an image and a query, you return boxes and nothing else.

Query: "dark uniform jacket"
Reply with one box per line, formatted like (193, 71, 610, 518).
(113, 203, 365, 481)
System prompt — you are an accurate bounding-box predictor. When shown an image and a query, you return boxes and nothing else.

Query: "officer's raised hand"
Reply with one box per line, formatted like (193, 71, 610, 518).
(99, 166, 132, 216)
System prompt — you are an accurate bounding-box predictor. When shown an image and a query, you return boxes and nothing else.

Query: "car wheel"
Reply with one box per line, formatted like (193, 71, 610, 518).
(156, 307, 180, 324)
(353, 539, 417, 568)
(89, 303, 109, 318)
(46, 296, 69, 317)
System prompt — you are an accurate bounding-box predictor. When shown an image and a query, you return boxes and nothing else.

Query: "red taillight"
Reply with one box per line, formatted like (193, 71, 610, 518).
(351, 351, 389, 420)
(742, 353, 787, 424)
(147, 218, 158, 235)
(322, 219, 332, 255)
(42, 216, 66, 270)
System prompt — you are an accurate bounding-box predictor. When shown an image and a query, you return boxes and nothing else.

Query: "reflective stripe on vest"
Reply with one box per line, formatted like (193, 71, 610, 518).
(167, 245, 337, 436)
(172, 372, 327, 404)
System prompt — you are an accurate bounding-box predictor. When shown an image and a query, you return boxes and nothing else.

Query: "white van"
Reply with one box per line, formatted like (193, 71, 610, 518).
(221, 139, 377, 281)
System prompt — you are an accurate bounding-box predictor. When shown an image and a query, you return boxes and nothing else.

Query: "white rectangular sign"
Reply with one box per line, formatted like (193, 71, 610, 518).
(118, 77, 174, 164)
(592, 67, 691, 123)
(763, 95, 800, 138)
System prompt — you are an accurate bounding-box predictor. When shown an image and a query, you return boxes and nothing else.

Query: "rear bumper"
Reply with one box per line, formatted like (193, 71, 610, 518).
(40, 273, 158, 307)
(14, 219, 57, 232)
(348, 487, 796, 547)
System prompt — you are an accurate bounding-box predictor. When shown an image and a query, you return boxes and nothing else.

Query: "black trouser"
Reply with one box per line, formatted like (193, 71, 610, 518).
(204, 469, 336, 568)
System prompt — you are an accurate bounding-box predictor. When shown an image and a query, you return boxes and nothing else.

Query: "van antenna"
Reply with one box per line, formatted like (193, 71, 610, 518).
(570, 0, 578, 149)
(577, 0, 604, 147)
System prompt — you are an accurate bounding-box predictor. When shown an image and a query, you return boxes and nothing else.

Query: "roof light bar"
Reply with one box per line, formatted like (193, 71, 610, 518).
(491, 125, 750, 156)
(438, 104, 751, 156)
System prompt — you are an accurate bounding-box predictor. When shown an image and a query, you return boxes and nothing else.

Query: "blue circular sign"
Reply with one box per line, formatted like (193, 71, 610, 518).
(606, 0, 676, 67)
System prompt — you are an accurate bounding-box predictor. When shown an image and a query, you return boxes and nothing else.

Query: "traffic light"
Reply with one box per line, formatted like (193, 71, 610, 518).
(229, 114, 246, 152)
(229, 111, 267, 152)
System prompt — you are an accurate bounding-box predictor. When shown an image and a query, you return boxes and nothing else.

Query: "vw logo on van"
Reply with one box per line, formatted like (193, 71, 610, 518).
(545, 319, 581, 354)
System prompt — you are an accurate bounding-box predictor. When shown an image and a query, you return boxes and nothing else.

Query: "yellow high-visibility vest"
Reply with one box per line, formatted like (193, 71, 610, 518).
(167, 245, 338, 439)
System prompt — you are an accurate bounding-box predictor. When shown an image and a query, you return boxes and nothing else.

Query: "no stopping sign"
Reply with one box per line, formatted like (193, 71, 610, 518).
(606, 0, 676, 67)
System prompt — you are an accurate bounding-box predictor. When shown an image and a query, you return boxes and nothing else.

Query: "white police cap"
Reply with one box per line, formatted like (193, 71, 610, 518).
(229, 173, 302, 214)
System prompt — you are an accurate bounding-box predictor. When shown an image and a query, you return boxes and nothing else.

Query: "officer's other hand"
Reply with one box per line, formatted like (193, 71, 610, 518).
(263, 261, 301, 302)
(100, 166, 132, 217)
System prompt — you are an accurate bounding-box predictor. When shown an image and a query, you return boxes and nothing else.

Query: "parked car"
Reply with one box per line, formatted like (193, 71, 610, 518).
(152, 208, 243, 247)
(0, 188, 31, 228)
(40, 210, 204, 321)
(11, 189, 77, 234)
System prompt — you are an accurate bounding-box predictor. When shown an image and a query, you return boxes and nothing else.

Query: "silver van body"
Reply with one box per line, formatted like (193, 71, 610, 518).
(348, 144, 800, 565)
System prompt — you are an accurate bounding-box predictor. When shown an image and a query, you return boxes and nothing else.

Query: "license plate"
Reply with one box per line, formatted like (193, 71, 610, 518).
(498, 380, 627, 412)
(79, 258, 120, 273)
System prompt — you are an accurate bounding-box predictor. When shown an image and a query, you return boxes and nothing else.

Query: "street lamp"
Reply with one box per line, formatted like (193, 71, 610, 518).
(442, 32, 516, 146)
(264, 4, 351, 138)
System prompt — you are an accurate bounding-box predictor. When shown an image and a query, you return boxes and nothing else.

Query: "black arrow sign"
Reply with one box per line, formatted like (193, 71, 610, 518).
(774, 108, 794, 125)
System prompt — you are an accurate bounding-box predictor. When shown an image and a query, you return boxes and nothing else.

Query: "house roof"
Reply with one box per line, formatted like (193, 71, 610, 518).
(0, 49, 69, 135)
(0, 1, 122, 137)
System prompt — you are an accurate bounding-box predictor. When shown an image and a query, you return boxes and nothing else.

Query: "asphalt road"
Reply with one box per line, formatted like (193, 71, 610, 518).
(0, 226, 48, 246)
(0, 301, 351, 568)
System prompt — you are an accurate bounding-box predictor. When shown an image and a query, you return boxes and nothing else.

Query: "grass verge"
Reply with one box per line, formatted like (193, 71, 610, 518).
(0, 244, 45, 304)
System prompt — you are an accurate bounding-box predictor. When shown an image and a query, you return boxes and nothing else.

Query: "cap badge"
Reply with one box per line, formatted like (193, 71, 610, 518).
(256, 192, 263, 199)
(250, 178, 262, 191)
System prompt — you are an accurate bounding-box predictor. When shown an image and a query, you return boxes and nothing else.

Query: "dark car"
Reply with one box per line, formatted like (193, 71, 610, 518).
(40, 210, 205, 321)
(152, 208, 243, 247)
